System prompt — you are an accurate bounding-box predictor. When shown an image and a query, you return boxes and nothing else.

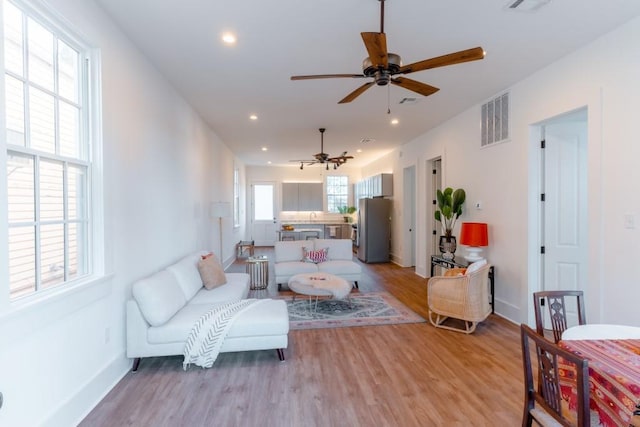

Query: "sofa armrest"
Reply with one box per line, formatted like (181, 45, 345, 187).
(126, 299, 150, 358)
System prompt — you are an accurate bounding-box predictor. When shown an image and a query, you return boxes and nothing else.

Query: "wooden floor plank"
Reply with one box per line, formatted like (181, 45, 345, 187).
(80, 248, 523, 426)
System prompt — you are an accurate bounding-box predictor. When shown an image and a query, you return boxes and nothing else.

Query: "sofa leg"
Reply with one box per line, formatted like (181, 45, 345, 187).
(277, 348, 285, 361)
(354, 281, 359, 289)
(132, 358, 141, 372)
(277, 283, 282, 291)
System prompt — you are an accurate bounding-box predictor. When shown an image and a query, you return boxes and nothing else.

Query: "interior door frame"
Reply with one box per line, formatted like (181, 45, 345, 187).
(402, 165, 416, 268)
(527, 107, 590, 325)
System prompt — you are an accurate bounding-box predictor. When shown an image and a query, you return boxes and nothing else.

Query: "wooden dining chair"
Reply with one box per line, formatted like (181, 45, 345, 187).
(533, 290, 586, 343)
(520, 324, 590, 427)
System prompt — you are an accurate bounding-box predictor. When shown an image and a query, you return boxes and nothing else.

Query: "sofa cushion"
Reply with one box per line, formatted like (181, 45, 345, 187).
(313, 239, 353, 260)
(317, 260, 362, 276)
(132, 270, 187, 327)
(274, 261, 318, 278)
(166, 252, 204, 300)
(147, 299, 289, 344)
(198, 253, 227, 289)
(189, 273, 250, 304)
(274, 240, 307, 262)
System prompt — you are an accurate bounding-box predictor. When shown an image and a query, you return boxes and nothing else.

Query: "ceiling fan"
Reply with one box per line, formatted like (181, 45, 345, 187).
(290, 128, 353, 170)
(290, 0, 485, 104)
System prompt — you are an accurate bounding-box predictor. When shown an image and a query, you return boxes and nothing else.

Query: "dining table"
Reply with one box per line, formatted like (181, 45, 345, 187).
(558, 324, 640, 427)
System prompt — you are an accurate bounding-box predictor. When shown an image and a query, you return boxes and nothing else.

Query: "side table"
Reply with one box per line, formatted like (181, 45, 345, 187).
(430, 254, 495, 313)
(246, 256, 269, 290)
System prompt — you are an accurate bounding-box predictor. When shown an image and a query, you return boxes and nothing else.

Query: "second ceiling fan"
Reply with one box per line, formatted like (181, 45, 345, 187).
(291, 0, 485, 104)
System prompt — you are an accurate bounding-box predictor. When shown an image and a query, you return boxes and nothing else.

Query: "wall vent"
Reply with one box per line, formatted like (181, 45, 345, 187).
(505, 0, 550, 13)
(360, 138, 375, 144)
(399, 97, 418, 105)
(481, 92, 510, 147)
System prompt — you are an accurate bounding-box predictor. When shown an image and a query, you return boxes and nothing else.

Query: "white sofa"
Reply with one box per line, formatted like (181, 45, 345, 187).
(274, 239, 361, 290)
(126, 251, 289, 371)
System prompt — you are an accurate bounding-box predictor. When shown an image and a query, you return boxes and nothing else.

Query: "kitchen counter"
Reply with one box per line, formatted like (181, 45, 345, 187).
(277, 223, 352, 241)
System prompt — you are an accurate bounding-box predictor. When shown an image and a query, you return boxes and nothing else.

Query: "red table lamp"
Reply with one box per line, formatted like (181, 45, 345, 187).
(459, 222, 489, 262)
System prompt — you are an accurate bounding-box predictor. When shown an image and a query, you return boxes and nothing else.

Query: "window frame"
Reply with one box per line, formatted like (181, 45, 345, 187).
(1, 0, 104, 303)
(326, 175, 349, 213)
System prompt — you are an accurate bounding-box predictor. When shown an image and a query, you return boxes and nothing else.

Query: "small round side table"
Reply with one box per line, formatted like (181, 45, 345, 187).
(246, 256, 269, 290)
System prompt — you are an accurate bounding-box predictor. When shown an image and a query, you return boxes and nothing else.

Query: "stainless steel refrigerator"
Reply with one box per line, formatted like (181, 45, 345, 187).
(357, 198, 391, 263)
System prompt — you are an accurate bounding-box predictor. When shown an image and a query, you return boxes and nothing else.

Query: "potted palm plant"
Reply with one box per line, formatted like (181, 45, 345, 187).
(338, 206, 357, 223)
(434, 187, 466, 258)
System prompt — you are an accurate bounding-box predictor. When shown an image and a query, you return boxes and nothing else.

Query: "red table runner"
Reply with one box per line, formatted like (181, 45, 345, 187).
(559, 339, 640, 426)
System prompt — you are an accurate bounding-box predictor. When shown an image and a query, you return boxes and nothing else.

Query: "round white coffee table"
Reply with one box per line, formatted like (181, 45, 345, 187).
(288, 272, 352, 311)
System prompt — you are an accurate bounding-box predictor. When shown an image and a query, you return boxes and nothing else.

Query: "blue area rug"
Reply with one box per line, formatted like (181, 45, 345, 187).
(282, 291, 425, 330)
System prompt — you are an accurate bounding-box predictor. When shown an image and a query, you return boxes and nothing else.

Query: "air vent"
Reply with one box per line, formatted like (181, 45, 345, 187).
(360, 138, 375, 144)
(505, 0, 550, 12)
(481, 92, 510, 147)
(399, 97, 418, 105)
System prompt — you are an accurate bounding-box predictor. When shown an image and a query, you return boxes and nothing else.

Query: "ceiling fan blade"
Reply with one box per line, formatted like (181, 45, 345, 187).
(398, 47, 485, 75)
(291, 74, 365, 80)
(391, 77, 439, 97)
(361, 32, 388, 68)
(338, 81, 375, 104)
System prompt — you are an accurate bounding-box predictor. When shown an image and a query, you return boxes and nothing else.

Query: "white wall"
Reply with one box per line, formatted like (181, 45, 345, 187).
(245, 165, 361, 215)
(363, 16, 640, 327)
(0, 0, 242, 425)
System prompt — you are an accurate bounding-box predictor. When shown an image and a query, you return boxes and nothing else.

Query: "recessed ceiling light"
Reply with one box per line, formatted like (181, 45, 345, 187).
(267, 161, 272, 164)
(249, 114, 258, 120)
(356, 149, 362, 153)
(261, 147, 268, 151)
(222, 32, 236, 44)
(391, 118, 399, 125)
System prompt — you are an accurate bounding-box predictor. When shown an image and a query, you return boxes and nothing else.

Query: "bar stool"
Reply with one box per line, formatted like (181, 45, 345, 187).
(281, 231, 296, 241)
(304, 231, 320, 240)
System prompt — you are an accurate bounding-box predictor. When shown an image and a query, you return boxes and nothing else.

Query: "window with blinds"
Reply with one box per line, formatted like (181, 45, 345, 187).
(3, 0, 94, 299)
(481, 92, 510, 147)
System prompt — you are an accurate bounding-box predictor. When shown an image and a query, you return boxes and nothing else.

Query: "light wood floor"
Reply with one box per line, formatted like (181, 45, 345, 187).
(80, 248, 524, 426)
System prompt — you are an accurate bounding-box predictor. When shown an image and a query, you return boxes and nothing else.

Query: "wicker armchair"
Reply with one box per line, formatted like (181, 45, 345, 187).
(427, 263, 492, 334)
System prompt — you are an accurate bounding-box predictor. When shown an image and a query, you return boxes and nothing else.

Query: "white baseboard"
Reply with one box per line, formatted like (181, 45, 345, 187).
(43, 352, 130, 427)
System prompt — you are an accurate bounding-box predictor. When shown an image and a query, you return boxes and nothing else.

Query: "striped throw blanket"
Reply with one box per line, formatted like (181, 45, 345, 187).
(183, 299, 265, 370)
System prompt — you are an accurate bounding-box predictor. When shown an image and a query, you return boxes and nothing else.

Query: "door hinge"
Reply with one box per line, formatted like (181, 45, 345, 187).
(541, 193, 545, 202)
(432, 200, 436, 205)
(541, 246, 545, 254)
(432, 230, 437, 235)
(541, 139, 546, 149)
(432, 169, 437, 175)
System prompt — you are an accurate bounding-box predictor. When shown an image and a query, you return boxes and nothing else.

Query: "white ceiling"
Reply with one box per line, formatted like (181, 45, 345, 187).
(95, 0, 640, 168)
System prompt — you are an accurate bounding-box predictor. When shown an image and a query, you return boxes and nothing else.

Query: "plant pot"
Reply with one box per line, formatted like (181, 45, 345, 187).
(439, 235, 457, 259)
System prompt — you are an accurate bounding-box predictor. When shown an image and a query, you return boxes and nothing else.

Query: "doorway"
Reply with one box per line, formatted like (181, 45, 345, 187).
(402, 165, 416, 267)
(532, 108, 588, 325)
(426, 158, 442, 276)
(250, 182, 278, 246)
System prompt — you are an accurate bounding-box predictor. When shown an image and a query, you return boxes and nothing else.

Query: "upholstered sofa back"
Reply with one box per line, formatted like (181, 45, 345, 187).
(274, 239, 353, 263)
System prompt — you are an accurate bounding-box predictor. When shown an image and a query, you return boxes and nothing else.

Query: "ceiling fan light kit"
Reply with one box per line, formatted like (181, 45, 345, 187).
(291, 128, 353, 170)
(291, 0, 485, 104)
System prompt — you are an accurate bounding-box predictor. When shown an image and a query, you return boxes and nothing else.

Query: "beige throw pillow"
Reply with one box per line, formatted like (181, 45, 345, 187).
(197, 253, 227, 289)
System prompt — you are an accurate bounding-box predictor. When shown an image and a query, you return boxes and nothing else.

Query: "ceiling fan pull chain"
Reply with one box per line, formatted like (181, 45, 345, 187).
(387, 84, 391, 114)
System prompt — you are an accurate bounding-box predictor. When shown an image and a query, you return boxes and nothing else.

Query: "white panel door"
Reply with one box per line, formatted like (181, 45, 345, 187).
(543, 118, 587, 326)
(250, 182, 278, 246)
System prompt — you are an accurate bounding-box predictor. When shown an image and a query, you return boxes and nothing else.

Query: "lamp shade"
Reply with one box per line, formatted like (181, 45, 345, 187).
(459, 222, 488, 247)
